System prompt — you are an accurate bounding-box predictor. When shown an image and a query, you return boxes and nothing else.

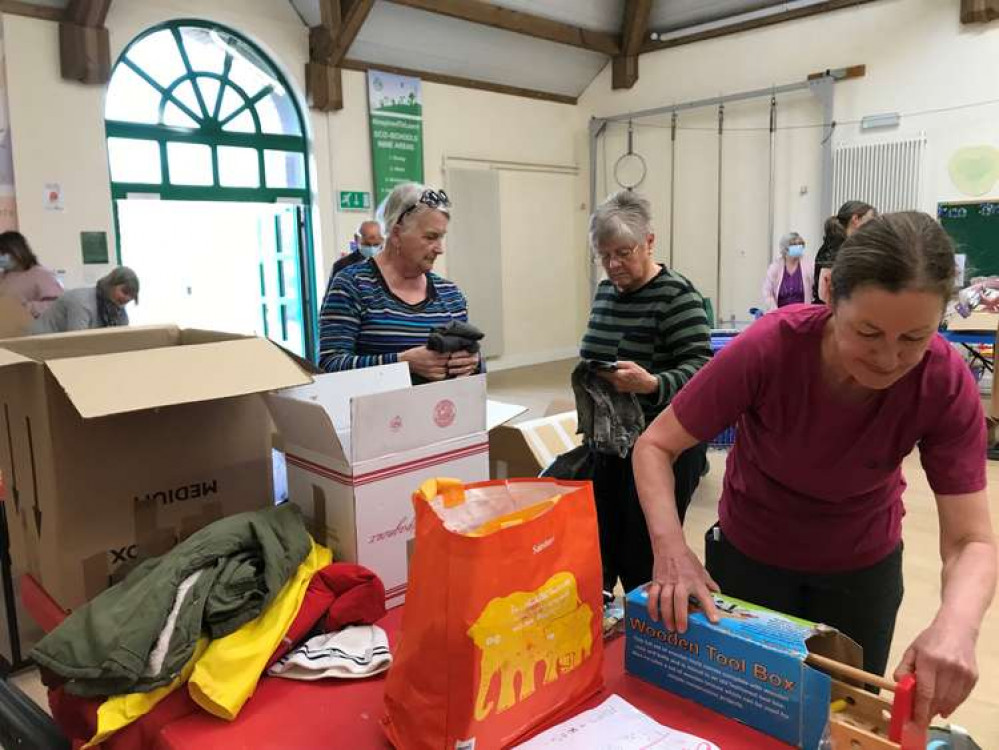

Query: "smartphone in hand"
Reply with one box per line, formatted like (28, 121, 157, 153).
(585, 359, 618, 372)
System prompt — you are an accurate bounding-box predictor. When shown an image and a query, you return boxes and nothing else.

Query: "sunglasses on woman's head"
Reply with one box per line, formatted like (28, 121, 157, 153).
(400, 189, 450, 222)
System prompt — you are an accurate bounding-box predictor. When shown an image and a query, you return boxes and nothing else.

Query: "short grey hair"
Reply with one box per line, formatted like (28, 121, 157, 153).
(99, 266, 140, 301)
(589, 190, 652, 250)
(356, 219, 381, 235)
(778, 231, 804, 257)
(378, 182, 450, 238)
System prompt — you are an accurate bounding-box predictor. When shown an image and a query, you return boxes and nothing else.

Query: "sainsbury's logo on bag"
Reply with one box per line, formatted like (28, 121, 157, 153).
(467, 572, 594, 722)
(369, 516, 416, 544)
(532, 537, 554, 555)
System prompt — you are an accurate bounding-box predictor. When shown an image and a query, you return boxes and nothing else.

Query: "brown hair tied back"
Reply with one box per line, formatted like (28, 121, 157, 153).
(830, 211, 955, 306)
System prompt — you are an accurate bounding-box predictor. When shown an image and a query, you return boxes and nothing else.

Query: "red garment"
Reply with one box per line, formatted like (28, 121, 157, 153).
(267, 563, 385, 668)
(48, 563, 386, 748)
(671, 304, 986, 572)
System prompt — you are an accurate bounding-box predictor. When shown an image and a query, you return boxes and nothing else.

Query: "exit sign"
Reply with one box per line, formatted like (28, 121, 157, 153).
(339, 191, 371, 211)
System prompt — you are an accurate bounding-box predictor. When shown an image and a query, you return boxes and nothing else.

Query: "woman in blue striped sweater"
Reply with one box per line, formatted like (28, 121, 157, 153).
(318, 183, 480, 383)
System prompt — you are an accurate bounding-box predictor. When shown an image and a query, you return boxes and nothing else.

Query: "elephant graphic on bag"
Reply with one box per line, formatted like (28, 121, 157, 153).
(467, 572, 594, 722)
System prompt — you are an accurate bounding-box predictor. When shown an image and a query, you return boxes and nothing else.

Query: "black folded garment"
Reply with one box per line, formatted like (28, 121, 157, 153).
(427, 320, 484, 354)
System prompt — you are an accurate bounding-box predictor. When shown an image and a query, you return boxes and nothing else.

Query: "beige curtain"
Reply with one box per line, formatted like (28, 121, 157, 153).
(962, 0, 999, 23)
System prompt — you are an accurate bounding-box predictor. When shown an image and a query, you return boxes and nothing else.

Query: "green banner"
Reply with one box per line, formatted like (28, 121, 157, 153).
(368, 71, 424, 207)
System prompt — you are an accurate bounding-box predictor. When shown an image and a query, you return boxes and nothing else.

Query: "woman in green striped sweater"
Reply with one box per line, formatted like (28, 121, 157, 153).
(581, 190, 712, 595)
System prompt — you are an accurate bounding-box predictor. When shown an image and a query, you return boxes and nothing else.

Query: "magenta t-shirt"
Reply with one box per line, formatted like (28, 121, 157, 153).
(672, 304, 986, 572)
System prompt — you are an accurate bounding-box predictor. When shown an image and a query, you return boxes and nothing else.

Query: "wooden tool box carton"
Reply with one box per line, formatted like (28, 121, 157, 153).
(625, 587, 862, 749)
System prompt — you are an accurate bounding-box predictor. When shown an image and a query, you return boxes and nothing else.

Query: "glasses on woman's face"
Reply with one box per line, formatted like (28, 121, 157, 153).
(594, 245, 639, 265)
(400, 189, 450, 223)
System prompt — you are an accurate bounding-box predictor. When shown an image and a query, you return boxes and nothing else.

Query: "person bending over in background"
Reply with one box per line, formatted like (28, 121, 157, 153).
(318, 182, 480, 384)
(813, 200, 876, 303)
(0, 231, 63, 317)
(580, 189, 711, 596)
(32, 266, 138, 334)
(634, 212, 995, 727)
(762, 231, 813, 311)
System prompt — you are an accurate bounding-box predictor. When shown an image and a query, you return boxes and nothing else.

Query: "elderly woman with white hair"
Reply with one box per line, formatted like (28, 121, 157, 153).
(762, 231, 813, 311)
(318, 182, 480, 383)
(580, 190, 712, 596)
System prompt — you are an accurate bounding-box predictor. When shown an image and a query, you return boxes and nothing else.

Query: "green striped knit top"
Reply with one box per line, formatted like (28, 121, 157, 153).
(580, 265, 712, 421)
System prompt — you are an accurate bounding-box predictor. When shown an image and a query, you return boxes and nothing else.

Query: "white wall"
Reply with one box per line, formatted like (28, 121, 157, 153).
(1, 3, 589, 365)
(580, 0, 999, 321)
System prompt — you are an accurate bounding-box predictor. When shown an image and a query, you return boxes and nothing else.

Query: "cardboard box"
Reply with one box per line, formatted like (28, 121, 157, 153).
(0, 297, 32, 339)
(267, 367, 521, 607)
(0, 326, 312, 609)
(945, 312, 999, 419)
(489, 411, 581, 479)
(625, 587, 862, 749)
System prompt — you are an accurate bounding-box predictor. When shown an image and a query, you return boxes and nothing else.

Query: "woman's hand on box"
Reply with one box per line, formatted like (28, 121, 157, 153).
(399, 346, 450, 381)
(647, 542, 721, 633)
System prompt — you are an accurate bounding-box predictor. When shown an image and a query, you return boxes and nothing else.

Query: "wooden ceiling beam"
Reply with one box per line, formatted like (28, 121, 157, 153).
(60, 0, 113, 85)
(384, 0, 620, 56)
(330, 0, 374, 66)
(612, 0, 652, 90)
(64, 0, 111, 27)
(642, 0, 878, 53)
(307, 0, 374, 112)
(341, 58, 576, 105)
(0, 1, 63, 22)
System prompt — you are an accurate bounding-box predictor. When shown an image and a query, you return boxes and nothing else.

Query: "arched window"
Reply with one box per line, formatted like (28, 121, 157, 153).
(104, 21, 317, 358)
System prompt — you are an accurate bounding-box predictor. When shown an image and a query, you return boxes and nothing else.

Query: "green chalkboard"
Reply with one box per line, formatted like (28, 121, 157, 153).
(939, 200, 999, 278)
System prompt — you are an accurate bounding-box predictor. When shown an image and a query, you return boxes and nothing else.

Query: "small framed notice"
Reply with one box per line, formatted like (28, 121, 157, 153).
(81, 231, 109, 265)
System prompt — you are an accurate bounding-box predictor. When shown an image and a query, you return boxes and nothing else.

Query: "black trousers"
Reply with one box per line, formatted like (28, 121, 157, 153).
(705, 525, 904, 677)
(593, 444, 707, 595)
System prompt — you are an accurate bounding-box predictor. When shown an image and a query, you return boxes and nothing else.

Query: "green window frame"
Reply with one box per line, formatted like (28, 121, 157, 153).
(104, 19, 319, 358)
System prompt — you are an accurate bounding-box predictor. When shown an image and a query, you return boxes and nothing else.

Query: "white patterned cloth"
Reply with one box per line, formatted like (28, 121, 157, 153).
(268, 625, 392, 681)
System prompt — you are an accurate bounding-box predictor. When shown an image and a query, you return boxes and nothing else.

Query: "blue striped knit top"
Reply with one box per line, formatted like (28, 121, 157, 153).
(318, 258, 471, 374)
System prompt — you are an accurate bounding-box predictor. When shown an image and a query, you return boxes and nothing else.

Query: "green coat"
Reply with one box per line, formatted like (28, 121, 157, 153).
(32, 503, 311, 697)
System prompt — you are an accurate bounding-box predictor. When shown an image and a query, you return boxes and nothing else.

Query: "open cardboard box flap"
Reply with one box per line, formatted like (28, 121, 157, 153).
(0, 297, 31, 339)
(44, 337, 312, 419)
(265, 389, 346, 464)
(265, 363, 412, 463)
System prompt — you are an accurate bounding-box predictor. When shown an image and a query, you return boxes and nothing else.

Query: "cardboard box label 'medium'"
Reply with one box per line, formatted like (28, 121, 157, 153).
(625, 587, 860, 749)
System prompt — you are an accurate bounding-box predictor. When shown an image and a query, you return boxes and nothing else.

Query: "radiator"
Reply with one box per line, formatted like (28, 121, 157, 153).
(832, 134, 927, 213)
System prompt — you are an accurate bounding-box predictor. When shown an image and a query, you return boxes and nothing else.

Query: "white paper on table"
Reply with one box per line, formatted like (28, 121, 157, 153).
(513, 694, 720, 750)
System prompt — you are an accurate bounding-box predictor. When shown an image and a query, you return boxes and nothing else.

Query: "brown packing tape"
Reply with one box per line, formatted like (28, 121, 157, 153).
(82, 552, 111, 600)
(311, 484, 327, 543)
(177, 500, 224, 541)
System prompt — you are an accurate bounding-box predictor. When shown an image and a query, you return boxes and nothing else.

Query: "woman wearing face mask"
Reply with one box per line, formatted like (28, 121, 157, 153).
(0, 231, 63, 317)
(633, 212, 995, 728)
(762, 232, 813, 311)
(318, 183, 481, 384)
(32, 266, 138, 334)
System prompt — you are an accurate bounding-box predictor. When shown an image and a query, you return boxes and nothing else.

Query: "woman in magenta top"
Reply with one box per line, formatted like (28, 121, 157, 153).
(634, 212, 995, 726)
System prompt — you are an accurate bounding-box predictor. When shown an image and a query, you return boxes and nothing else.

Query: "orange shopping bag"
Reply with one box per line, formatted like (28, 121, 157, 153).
(383, 478, 604, 750)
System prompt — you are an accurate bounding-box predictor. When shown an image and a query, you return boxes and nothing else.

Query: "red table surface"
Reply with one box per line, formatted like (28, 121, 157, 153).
(155, 607, 790, 750)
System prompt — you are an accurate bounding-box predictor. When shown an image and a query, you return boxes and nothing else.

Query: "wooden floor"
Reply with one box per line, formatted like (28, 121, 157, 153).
(489, 359, 999, 746)
(5, 359, 997, 746)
